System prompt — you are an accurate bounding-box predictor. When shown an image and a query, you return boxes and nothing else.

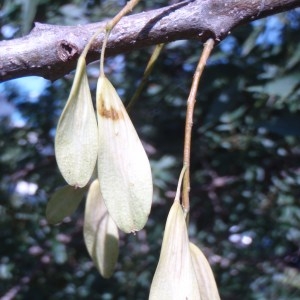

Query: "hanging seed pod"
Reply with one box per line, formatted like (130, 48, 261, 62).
(96, 76, 153, 233)
(190, 242, 220, 300)
(55, 56, 98, 188)
(84, 179, 119, 278)
(149, 200, 200, 300)
(46, 185, 87, 224)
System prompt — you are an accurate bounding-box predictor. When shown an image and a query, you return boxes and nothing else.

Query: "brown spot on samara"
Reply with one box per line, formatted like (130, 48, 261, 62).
(98, 98, 123, 120)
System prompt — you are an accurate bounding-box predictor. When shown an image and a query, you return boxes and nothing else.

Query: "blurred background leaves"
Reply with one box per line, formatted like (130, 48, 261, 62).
(1, 0, 300, 299)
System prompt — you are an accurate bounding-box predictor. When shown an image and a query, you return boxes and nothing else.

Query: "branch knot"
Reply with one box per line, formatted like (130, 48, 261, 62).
(57, 40, 79, 62)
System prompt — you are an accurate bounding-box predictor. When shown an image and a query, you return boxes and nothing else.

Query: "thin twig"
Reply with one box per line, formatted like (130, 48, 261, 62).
(182, 38, 215, 212)
(100, 0, 141, 76)
(127, 43, 165, 111)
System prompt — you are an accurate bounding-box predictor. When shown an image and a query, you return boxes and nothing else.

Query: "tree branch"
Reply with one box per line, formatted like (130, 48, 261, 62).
(0, 0, 299, 82)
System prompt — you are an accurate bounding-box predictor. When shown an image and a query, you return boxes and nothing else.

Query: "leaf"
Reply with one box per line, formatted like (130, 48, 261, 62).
(257, 114, 300, 137)
(96, 76, 153, 233)
(84, 179, 119, 278)
(241, 22, 264, 57)
(55, 56, 98, 188)
(190, 242, 220, 300)
(286, 43, 300, 71)
(46, 185, 87, 224)
(219, 106, 247, 123)
(246, 73, 300, 100)
(21, 0, 39, 34)
(149, 201, 200, 300)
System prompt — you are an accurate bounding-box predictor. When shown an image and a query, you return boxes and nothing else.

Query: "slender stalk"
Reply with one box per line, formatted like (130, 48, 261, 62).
(174, 165, 187, 202)
(182, 38, 215, 212)
(82, 0, 140, 62)
(100, 0, 141, 76)
(81, 26, 105, 58)
(127, 43, 165, 111)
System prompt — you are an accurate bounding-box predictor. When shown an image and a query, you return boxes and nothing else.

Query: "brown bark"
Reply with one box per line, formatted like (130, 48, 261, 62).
(0, 0, 299, 82)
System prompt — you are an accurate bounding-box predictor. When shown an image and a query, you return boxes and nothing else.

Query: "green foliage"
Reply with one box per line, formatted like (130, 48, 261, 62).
(1, 1, 300, 299)
(46, 185, 87, 224)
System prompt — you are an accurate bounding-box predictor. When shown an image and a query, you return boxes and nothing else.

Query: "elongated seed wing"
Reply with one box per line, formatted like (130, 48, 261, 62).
(55, 56, 98, 188)
(96, 76, 153, 233)
(149, 201, 201, 300)
(190, 242, 220, 300)
(84, 179, 119, 278)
